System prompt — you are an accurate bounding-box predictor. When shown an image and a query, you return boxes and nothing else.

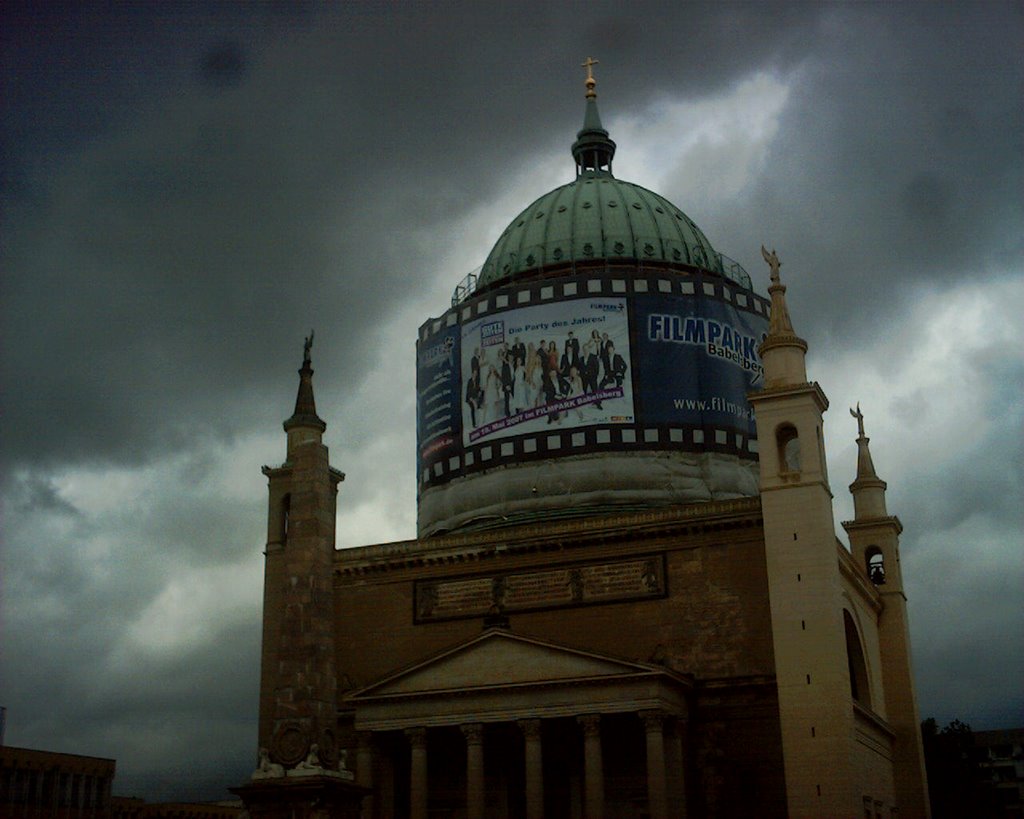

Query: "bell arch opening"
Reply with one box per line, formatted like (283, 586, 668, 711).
(776, 424, 800, 473)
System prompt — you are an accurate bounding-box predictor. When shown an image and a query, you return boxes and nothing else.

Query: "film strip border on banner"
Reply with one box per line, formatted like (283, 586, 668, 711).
(419, 272, 770, 341)
(420, 423, 760, 487)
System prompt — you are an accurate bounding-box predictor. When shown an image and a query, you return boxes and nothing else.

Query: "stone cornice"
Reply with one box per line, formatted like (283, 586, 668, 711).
(747, 380, 829, 412)
(758, 333, 808, 355)
(841, 515, 903, 535)
(334, 498, 763, 576)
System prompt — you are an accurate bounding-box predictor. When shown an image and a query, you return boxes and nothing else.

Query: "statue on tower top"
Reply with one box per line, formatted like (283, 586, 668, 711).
(761, 245, 782, 283)
(303, 330, 314, 366)
(850, 402, 866, 439)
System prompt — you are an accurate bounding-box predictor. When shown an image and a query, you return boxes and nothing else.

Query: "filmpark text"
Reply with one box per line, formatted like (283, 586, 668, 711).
(468, 388, 625, 443)
(647, 314, 765, 374)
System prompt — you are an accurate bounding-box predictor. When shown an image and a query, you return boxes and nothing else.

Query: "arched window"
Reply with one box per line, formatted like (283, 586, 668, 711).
(776, 424, 800, 473)
(844, 610, 872, 707)
(865, 547, 885, 585)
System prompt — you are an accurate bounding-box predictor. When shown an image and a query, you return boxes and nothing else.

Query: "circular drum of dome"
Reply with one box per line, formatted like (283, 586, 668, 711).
(415, 237, 771, 538)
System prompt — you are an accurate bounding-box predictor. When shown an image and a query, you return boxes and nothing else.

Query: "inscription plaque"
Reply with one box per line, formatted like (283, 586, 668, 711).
(415, 554, 666, 622)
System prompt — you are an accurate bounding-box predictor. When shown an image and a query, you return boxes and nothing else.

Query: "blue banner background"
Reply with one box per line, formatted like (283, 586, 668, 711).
(632, 293, 768, 434)
(416, 325, 462, 472)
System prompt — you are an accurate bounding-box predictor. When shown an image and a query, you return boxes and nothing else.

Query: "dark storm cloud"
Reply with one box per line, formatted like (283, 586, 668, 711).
(680, 2, 1023, 347)
(1, 0, 1021, 804)
(198, 40, 247, 87)
(1, 1, 823, 471)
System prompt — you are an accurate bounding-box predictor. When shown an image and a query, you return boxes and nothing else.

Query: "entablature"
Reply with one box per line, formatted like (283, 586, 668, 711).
(334, 498, 763, 577)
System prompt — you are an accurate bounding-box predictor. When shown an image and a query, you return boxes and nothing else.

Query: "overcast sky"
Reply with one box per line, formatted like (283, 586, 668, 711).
(1, 0, 1021, 804)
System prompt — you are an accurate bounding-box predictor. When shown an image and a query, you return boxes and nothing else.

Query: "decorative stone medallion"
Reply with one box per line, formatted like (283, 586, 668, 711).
(271, 722, 310, 767)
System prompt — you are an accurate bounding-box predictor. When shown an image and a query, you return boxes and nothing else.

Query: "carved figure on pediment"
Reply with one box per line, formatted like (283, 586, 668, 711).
(297, 744, 322, 770)
(252, 747, 285, 780)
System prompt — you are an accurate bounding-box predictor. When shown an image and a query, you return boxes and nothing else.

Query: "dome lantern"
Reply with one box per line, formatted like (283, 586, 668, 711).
(571, 56, 616, 175)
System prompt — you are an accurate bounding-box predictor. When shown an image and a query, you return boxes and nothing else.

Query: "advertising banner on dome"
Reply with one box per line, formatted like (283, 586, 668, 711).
(632, 292, 768, 434)
(416, 324, 461, 471)
(460, 297, 635, 446)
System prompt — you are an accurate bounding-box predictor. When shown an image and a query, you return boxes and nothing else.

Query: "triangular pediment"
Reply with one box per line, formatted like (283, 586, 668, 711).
(347, 629, 669, 701)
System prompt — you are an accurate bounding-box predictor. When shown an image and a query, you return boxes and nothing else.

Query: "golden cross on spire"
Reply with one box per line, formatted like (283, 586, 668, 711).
(581, 56, 599, 98)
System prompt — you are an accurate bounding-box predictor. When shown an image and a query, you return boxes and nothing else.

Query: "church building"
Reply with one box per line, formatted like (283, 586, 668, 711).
(249, 66, 931, 818)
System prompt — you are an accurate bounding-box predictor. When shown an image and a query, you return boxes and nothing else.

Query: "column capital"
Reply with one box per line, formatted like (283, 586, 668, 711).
(639, 709, 666, 732)
(577, 713, 602, 737)
(461, 722, 484, 745)
(518, 718, 542, 740)
(667, 715, 688, 737)
(405, 726, 427, 749)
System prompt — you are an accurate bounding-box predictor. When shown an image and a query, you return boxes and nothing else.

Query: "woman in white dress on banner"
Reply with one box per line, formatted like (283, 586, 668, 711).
(567, 365, 586, 423)
(512, 360, 528, 414)
(486, 365, 504, 421)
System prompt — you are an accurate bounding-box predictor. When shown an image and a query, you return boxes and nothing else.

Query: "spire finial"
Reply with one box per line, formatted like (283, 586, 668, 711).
(848, 401, 887, 516)
(850, 402, 866, 439)
(581, 56, 599, 99)
(303, 329, 314, 366)
(284, 332, 326, 434)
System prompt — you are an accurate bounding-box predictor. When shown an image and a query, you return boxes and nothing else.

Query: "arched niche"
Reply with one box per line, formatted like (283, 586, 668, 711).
(844, 609, 872, 708)
(776, 424, 800, 473)
(280, 493, 291, 545)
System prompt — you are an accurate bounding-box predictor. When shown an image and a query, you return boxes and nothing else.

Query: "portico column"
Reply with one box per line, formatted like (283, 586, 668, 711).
(641, 710, 668, 819)
(357, 731, 375, 819)
(665, 717, 688, 818)
(577, 714, 604, 819)
(406, 727, 428, 819)
(462, 723, 485, 819)
(519, 719, 544, 819)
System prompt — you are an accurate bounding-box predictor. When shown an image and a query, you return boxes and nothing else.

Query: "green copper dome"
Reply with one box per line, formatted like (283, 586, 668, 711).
(476, 80, 751, 292)
(478, 172, 728, 289)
